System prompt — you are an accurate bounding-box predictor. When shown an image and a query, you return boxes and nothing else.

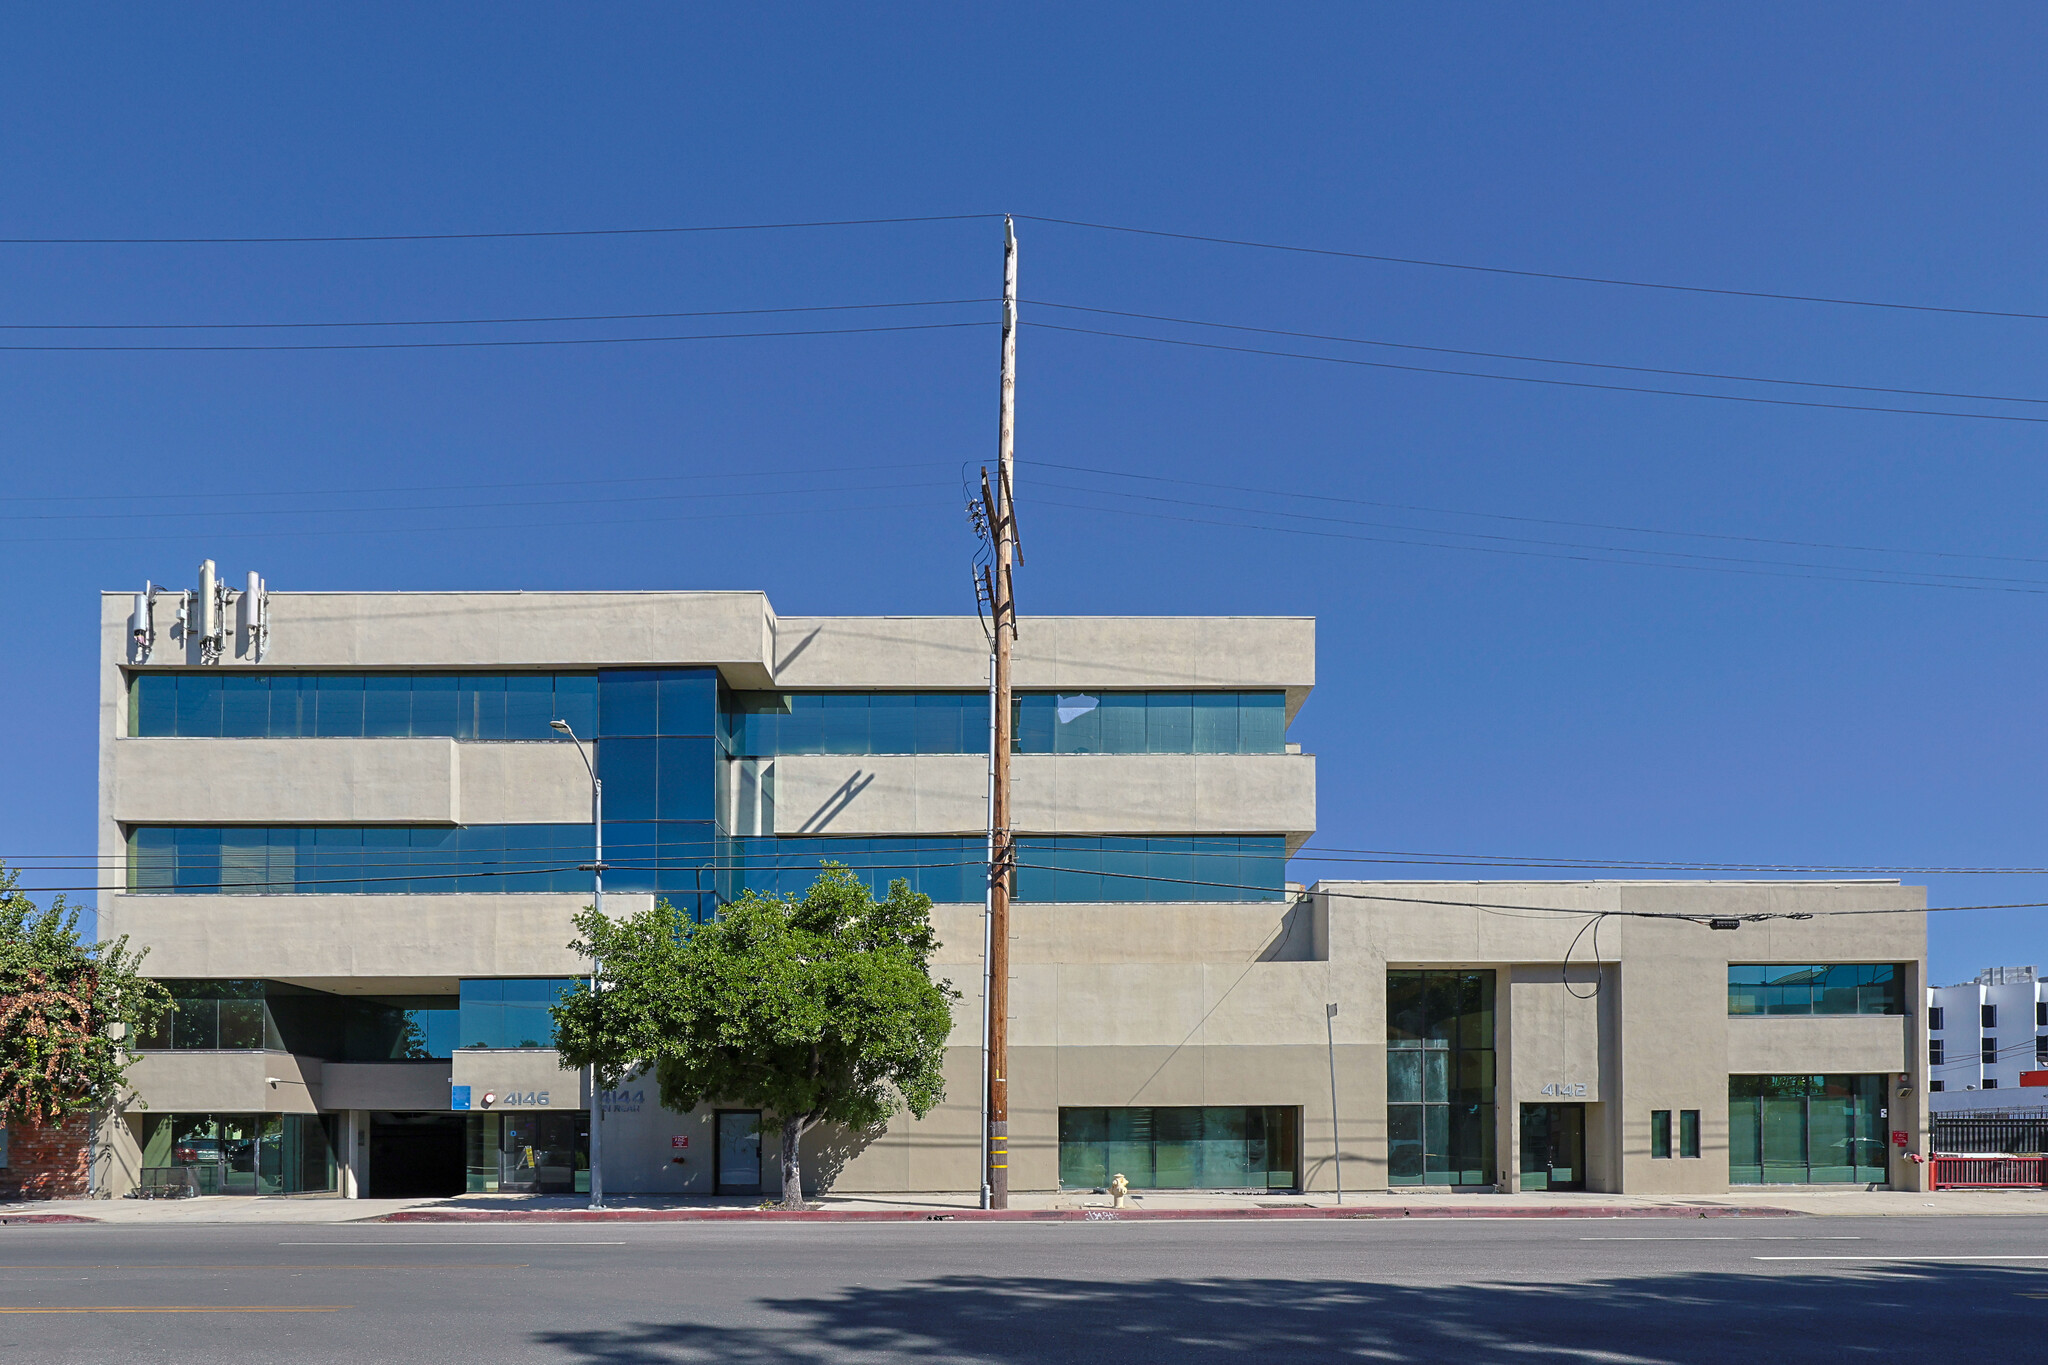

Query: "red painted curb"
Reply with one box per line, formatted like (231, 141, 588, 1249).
(382, 1203, 1800, 1224)
(0, 1214, 100, 1225)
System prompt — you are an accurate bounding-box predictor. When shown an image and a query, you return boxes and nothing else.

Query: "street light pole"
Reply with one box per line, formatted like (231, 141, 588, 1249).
(1326, 1002, 1343, 1206)
(552, 718, 604, 1210)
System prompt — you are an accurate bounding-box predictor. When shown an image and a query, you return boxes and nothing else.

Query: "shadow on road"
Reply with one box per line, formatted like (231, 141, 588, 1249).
(529, 1262, 2048, 1362)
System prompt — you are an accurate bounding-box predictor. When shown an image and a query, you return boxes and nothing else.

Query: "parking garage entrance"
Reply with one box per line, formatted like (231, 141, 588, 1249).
(368, 1111, 466, 1198)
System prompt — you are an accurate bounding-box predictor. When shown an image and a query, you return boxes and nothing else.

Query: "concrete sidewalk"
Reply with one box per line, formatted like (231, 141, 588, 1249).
(11, 1186, 2048, 1224)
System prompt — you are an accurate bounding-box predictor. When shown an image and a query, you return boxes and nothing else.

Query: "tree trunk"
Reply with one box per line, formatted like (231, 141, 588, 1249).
(779, 1116, 808, 1210)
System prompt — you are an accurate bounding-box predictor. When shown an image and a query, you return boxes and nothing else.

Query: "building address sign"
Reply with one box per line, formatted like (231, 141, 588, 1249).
(1539, 1082, 1589, 1097)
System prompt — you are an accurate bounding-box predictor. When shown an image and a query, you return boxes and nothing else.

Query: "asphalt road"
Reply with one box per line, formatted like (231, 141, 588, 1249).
(2, 1214, 2044, 1362)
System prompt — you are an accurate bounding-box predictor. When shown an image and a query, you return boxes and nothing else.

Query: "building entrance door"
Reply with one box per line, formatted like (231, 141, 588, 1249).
(1519, 1103, 1586, 1191)
(716, 1110, 762, 1195)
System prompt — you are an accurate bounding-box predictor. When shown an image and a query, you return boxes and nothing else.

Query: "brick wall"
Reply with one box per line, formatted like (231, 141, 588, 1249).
(0, 1112, 94, 1200)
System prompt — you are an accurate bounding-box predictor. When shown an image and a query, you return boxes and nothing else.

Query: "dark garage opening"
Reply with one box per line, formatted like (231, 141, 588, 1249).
(368, 1111, 465, 1198)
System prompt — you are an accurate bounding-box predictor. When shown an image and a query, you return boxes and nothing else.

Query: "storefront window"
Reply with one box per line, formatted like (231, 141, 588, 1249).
(1387, 970, 1496, 1186)
(463, 1111, 589, 1194)
(1728, 1075, 1888, 1184)
(135, 1112, 338, 1195)
(1057, 1107, 1298, 1190)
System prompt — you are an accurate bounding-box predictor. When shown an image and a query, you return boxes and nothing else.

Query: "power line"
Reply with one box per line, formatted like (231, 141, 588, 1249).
(0, 298, 993, 332)
(1026, 459, 2048, 570)
(0, 213, 1000, 246)
(1031, 321, 2048, 425)
(1033, 477, 2048, 588)
(7, 494, 950, 547)
(0, 319, 992, 353)
(1030, 491, 2048, 595)
(1020, 215, 2048, 323)
(1031, 300, 2048, 407)
(18, 478, 951, 524)
(6, 460, 950, 506)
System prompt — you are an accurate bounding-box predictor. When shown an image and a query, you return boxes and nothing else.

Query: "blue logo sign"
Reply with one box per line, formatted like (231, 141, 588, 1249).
(450, 1085, 472, 1111)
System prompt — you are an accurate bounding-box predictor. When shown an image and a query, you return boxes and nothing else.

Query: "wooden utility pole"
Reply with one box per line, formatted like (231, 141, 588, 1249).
(987, 214, 1019, 1209)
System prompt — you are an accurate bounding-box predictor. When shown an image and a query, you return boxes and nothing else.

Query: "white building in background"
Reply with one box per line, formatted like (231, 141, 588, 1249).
(1927, 966, 2048, 1112)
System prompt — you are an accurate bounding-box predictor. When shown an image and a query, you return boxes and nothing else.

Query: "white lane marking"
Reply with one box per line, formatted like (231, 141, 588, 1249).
(277, 1240, 628, 1247)
(1582, 1236, 1861, 1242)
(1756, 1254, 2048, 1262)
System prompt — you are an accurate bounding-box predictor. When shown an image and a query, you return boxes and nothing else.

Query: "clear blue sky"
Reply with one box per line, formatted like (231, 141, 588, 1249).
(5, 5, 2044, 985)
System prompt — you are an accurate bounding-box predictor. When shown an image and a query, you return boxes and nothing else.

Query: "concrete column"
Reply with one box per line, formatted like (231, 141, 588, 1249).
(342, 1110, 369, 1198)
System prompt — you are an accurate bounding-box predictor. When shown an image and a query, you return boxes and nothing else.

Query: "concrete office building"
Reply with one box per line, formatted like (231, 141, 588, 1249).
(1926, 966, 2048, 1111)
(95, 579, 1931, 1199)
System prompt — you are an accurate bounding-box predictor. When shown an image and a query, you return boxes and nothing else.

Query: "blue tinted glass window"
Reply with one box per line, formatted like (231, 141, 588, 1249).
(503, 675, 555, 740)
(1192, 694, 1237, 753)
(175, 673, 224, 737)
(915, 693, 964, 754)
(1147, 694, 1193, 754)
(1729, 967, 1905, 1016)
(554, 674, 598, 739)
(131, 673, 176, 736)
(600, 670, 657, 736)
(657, 737, 715, 821)
(1097, 694, 1146, 752)
(458, 675, 504, 740)
(172, 826, 220, 892)
(362, 675, 411, 738)
(313, 675, 364, 738)
(408, 826, 460, 894)
(1053, 695, 1101, 754)
(1013, 694, 1054, 754)
(657, 669, 717, 737)
(218, 675, 269, 738)
(869, 694, 916, 754)
(1238, 693, 1286, 752)
(600, 738, 658, 821)
(410, 674, 457, 737)
(268, 674, 306, 737)
(457, 823, 507, 893)
(820, 694, 868, 755)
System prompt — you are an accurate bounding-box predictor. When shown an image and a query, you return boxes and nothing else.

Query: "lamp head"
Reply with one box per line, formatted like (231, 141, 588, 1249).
(550, 719, 572, 734)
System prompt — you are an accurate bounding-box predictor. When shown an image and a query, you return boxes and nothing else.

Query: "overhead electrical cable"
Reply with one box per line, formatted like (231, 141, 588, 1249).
(6, 495, 951, 547)
(0, 319, 992, 353)
(6, 460, 953, 506)
(0, 213, 1000, 245)
(1029, 490, 2048, 594)
(1020, 215, 2048, 322)
(1025, 460, 2048, 569)
(0, 298, 994, 332)
(1030, 300, 2048, 407)
(1032, 478, 2048, 587)
(1031, 321, 2048, 424)
(17, 478, 952, 524)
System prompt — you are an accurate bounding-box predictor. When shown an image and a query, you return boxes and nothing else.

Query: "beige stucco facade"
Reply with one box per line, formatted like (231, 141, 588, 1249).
(94, 585, 1928, 1201)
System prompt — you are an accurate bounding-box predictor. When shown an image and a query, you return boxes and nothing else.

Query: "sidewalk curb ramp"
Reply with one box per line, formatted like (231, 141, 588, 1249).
(382, 1203, 1802, 1224)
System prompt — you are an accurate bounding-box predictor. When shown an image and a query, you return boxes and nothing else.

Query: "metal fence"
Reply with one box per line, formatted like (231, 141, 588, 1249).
(1933, 1112, 2048, 1156)
(1931, 1156, 2048, 1190)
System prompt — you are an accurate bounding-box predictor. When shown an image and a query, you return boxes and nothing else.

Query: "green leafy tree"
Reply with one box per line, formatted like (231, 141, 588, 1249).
(0, 864, 169, 1127)
(554, 865, 958, 1210)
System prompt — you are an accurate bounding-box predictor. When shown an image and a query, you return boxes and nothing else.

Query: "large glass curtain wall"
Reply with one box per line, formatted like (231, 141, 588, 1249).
(1727, 966, 1904, 1016)
(722, 690, 1288, 756)
(132, 980, 459, 1060)
(457, 979, 580, 1049)
(1728, 1075, 1889, 1184)
(1386, 970, 1497, 1186)
(136, 1112, 339, 1195)
(1058, 1107, 1299, 1190)
(130, 671, 597, 740)
(131, 827, 1288, 904)
(126, 824, 595, 895)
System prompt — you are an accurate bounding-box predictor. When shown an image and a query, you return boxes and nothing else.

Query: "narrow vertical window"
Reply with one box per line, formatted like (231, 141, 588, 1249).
(1650, 1110, 1672, 1159)
(1928, 1006, 1943, 1032)
(1679, 1110, 1700, 1159)
(1984, 1004, 1999, 1029)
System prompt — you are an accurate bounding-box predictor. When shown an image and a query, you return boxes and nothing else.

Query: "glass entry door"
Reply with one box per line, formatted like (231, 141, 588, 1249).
(716, 1110, 763, 1194)
(1519, 1103, 1586, 1191)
